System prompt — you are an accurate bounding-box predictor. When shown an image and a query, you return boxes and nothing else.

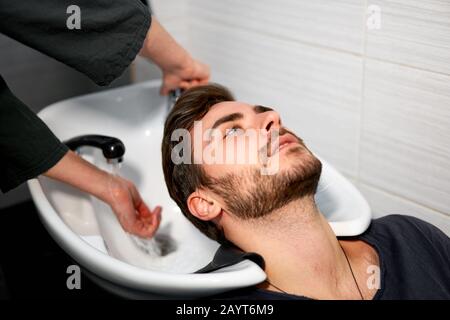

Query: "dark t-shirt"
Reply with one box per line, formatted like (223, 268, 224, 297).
(0, 0, 151, 192)
(211, 215, 450, 300)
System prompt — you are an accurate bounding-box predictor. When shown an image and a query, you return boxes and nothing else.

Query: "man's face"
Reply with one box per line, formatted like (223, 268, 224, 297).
(191, 101, 322, 219)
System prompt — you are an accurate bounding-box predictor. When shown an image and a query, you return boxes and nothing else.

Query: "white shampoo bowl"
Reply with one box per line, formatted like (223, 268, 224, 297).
(27, 80, 371, 298)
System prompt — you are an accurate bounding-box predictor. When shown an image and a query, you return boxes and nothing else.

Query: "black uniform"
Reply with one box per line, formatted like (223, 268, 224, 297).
(0, 0, 151, 192)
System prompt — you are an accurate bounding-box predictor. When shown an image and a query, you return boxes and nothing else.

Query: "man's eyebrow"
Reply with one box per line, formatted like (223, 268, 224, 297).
(254, 105, 274, 113)
(211, 112, 244, 129)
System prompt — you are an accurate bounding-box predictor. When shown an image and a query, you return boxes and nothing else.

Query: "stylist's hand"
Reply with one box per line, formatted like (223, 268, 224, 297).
(160, 57, 210, 95)
(139, 17, 210, 95)
(45, 151, 162, 238)
(107, 175, 162, 238)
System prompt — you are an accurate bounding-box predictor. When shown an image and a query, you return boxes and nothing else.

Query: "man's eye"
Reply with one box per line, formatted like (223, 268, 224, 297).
(225, 127, 243, 137)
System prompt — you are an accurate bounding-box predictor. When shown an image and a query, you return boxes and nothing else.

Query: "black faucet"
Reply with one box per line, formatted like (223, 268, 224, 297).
(64, 134, 126, 163)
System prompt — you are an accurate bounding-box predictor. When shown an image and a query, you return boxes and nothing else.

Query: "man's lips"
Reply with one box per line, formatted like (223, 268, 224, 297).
(270, 133, 300, 156)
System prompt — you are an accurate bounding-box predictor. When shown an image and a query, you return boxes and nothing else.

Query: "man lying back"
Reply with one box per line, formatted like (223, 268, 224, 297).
(161, 84, 450, 300)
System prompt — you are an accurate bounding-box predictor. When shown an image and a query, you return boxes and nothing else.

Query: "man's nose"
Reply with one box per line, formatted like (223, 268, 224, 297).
(260, 111, 281, 133)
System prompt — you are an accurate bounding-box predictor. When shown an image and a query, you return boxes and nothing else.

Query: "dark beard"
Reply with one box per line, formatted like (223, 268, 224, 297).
(205, 143, 322, 220)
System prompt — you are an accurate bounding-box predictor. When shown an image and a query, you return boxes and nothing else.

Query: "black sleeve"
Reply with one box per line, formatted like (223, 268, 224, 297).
(0, 1, 152, 192)
(0, 76, 69, 193)
(0, 0, 151, 86)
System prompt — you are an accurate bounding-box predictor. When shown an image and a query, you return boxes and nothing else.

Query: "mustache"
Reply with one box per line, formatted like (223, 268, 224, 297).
(259, 127, 303, 157)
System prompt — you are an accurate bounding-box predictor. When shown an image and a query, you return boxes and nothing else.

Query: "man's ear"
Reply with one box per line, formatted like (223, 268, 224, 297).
(187, 189, 223, 221)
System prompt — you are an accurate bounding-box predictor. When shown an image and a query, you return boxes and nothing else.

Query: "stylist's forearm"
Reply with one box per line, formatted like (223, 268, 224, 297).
(43, 150, 162, 238)
(139, 17, 191, 71)
(43, 150, 112, 204)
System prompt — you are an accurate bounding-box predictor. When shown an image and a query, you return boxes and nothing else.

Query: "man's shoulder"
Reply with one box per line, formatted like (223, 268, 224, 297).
(361, 214, 449, 254)
(367, 214, 446, 237)
(362, 215, 450, 299)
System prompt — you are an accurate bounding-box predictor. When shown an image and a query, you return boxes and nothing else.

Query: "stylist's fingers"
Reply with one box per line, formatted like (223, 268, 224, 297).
(182, 80, 199, 89)
(180, 79, 204, 90)
(177, 80, 193, 90)
(160, 58, 210, 96)
(134, 203, 162, 238)
(160, 79, 184, 95)
(192, 60, 210, 81)
(110, 178, 162, 238)
(129, 185, 162, 238)
(160, 80, 199, 96)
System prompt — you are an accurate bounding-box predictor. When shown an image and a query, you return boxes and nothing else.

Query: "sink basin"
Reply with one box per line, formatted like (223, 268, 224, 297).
(27, 80, 371, 298)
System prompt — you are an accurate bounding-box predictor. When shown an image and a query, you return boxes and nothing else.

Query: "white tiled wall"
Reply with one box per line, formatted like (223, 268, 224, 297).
(360, 60, 450, 215)
(366, 0, 450, 75)
(187, 19, 363, 177)
(149, 0, 450, 235)
(186, 0, 366, 54)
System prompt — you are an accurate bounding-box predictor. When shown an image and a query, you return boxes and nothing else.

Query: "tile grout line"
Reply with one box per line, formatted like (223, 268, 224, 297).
(359, 181, 450, 219)
(363, 55, 450, 77)
(187, 14, 365, 57)
(356, 1, 370, 185)
(186, 14, 450, 78)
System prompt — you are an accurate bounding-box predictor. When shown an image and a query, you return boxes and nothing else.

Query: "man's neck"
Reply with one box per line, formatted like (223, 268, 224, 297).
(225, 197, 367, 299)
